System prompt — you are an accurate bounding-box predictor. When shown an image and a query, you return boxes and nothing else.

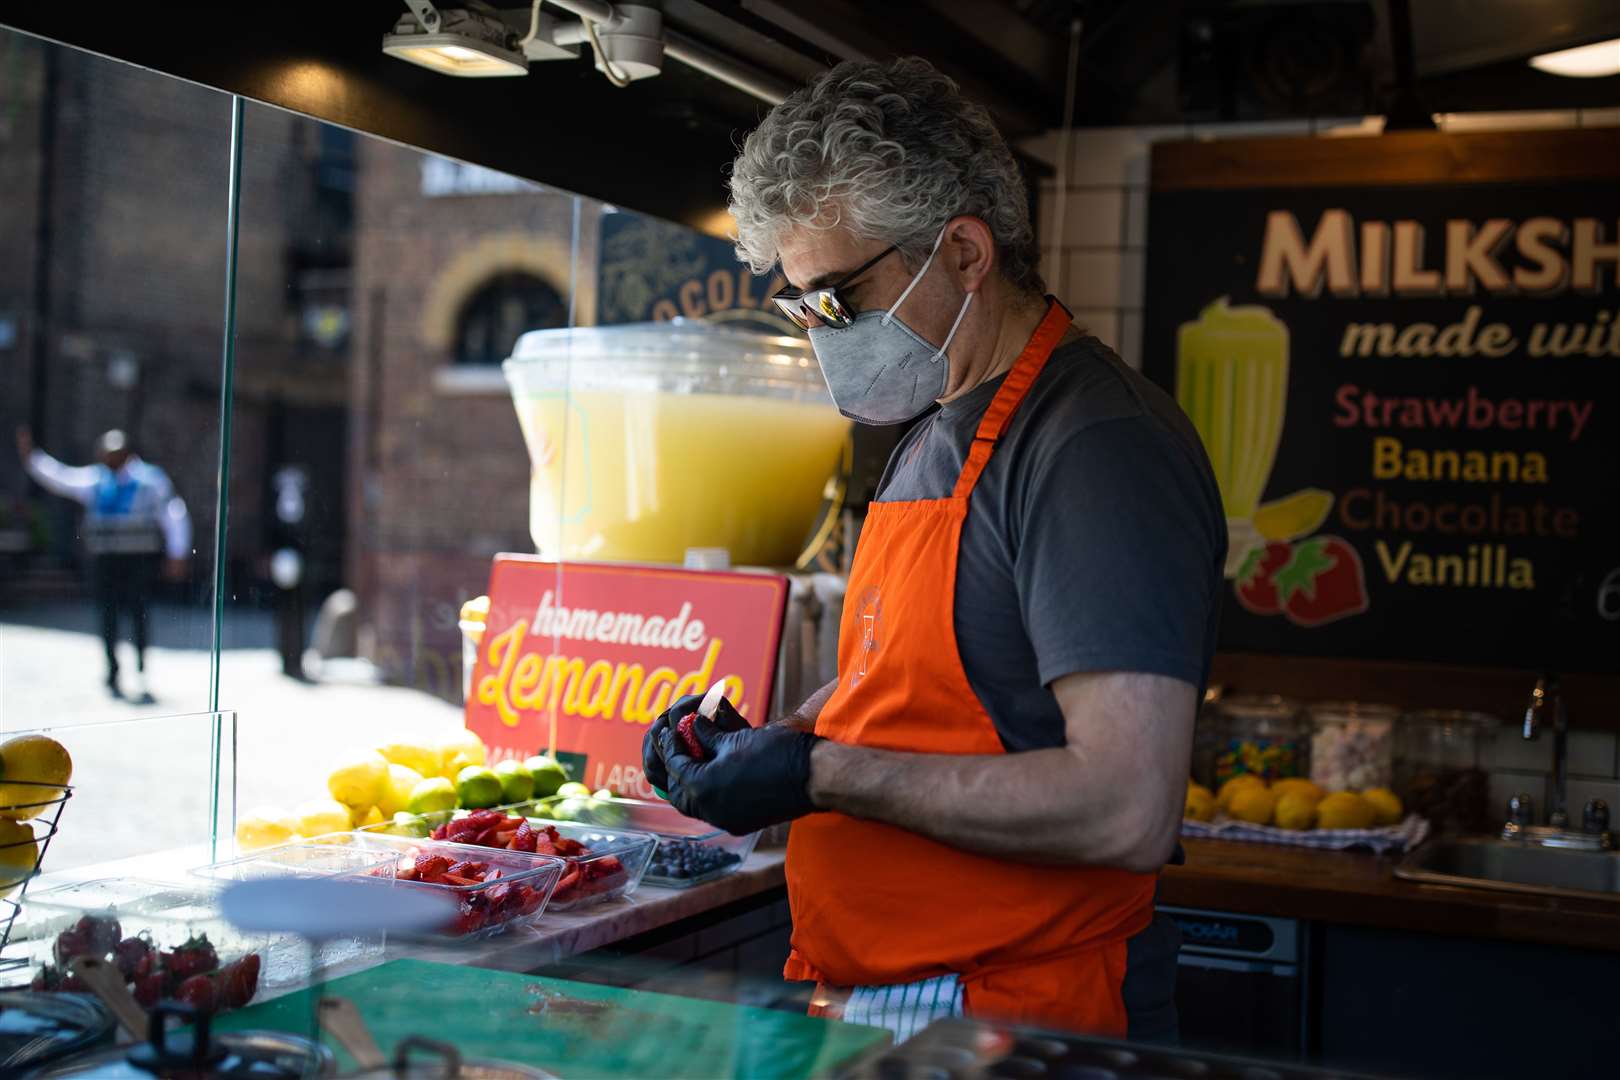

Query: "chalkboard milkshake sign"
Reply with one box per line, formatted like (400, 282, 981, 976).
(1142, 129, 1620, 672)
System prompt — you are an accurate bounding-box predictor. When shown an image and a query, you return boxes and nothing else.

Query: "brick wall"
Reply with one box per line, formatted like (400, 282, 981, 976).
(348, 137, 600, 695)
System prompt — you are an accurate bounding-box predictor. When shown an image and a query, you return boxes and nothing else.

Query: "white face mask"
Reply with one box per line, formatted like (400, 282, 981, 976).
(806, 225, 973, 425)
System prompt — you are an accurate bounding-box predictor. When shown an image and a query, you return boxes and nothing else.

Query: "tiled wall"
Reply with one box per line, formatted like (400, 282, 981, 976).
(1020, 109, 1620, 371)
(1024, 108, 1620, 825)
(1487, 726, 1620, 826)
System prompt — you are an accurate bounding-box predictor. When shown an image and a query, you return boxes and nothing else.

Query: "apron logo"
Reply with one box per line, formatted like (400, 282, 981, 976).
(850, 587, 882, 688)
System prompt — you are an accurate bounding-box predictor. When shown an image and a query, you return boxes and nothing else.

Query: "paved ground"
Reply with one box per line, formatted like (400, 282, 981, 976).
(1, 602, 462, 873)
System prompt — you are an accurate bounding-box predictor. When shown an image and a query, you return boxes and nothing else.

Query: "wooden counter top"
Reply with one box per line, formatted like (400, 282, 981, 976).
(1161, 838, 1620, 951)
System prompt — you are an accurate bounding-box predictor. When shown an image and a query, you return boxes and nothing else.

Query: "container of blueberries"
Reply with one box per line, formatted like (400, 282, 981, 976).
(527, 794, 759, 888)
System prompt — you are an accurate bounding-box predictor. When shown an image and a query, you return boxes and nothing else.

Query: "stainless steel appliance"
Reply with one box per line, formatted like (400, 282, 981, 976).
(1160, 904, 1310, 1059)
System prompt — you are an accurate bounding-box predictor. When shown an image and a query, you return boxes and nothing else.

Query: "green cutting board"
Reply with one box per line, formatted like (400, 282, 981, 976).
(213, 958, 888, 1079)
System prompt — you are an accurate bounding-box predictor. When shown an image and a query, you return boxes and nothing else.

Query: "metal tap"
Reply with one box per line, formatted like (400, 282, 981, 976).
(1522, 672, 1569, 829)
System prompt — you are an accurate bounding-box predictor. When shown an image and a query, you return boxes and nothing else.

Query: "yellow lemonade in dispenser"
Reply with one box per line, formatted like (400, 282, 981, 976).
(505, 322, 849, 566)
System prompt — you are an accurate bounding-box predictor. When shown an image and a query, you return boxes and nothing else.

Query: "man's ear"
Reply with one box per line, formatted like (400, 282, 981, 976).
(945, 215, 996, 293)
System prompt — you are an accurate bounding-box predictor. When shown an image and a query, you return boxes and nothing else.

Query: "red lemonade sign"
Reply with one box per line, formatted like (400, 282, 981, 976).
(466, 556, 789, 798)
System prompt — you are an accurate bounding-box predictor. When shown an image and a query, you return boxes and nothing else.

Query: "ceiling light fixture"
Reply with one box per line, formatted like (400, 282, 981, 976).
(382, 0, 797, 104)
(383, 1, 530, 76)
(1529, 37, 1620, 79)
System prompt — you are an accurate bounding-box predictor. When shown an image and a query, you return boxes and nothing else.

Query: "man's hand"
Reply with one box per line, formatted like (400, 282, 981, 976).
(15, 426, 33, 460)
(641, 692, 750, 794)
(657, 713, 822, 835)
(163, 558, 188, 582)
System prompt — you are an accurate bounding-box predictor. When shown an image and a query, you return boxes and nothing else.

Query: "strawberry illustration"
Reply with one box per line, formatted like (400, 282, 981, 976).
(1275, 536, 1369, 627)
(1234, 541, 1294, 616)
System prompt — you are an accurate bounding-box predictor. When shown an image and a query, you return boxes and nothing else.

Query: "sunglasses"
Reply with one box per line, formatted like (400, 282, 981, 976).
(771, 245, 898, 330)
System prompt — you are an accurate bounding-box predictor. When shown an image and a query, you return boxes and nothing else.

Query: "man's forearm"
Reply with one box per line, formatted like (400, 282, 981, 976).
(806, 740, 1178, 872)
(775, 679, 836, 732)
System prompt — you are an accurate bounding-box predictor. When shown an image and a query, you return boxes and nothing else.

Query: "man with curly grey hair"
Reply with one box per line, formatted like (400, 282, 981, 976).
(646, 57, 1224, 1043)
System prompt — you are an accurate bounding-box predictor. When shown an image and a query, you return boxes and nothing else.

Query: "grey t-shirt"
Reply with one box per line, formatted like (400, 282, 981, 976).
(874, 333, 1227, 750)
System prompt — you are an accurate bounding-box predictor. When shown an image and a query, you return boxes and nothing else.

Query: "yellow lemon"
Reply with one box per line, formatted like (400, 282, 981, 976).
(1254, 488, 1334, 542)
(1228, 786, 1279, 825)
(1317, 791, 1376, 830)
(0, 819, 39, 898)
(0, 735, 74, 822)
(353, 805, 385, 828)
(327, 750, 389, 807)
(1216, 774, 1267, 813)
(435, 729, 487, 779)
(1363, 788, 1404, 827)
(293, 799, 354, 839)
(376, 764, 426, 817)
(1185, 785, 1217, 822)
(235, 807, 298, 852)
(376, 740, 441, 781)
(1274, 792, 1319, 830)
(1272, 778, 1325, 804)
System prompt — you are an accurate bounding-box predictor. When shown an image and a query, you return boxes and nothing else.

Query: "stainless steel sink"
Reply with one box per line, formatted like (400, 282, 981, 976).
(1395, 835, 1620, 900)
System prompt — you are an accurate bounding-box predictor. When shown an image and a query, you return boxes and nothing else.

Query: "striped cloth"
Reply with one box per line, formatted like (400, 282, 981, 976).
(1179, 813, 1430, 853)
(843, 974, 964, 1042)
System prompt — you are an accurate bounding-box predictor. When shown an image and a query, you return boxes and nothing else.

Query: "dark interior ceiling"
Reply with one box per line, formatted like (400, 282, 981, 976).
(2, 1, 1616, 233)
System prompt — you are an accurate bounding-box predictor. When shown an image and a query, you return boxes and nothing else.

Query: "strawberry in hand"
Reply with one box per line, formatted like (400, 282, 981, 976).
(1275, 536, 1369, 627)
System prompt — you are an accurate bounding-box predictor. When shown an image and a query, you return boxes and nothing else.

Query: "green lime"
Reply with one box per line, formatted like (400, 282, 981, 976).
(555, 781, 592, 800)
(382, 811, 430, 838)
(493, 759, 535, 804)
(406, 776, 458, 815)
(456, 766, 504, 809)
(525, 755, 570, 799)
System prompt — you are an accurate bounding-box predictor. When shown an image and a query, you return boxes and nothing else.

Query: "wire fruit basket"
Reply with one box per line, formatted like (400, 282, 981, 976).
(0, 779, 74, 974)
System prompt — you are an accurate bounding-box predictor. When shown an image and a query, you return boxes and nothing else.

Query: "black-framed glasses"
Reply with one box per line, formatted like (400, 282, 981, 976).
(771, 245, 898, 330)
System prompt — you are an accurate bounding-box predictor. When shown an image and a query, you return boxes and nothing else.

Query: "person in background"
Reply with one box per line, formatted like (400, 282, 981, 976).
(16, 426, 191, 702)
(647, 58, 1225, 1043)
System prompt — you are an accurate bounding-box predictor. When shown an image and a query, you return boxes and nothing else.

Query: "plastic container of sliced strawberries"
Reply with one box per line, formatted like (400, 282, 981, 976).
(376, 809, 658, 912)
(346, 834, 565, 939)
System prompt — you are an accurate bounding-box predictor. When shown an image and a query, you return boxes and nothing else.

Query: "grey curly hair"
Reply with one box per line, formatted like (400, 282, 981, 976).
(728, 57, 1044, 296)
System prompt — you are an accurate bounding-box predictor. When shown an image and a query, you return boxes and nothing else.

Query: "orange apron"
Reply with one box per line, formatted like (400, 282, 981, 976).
(784, 299, 1157, 1038)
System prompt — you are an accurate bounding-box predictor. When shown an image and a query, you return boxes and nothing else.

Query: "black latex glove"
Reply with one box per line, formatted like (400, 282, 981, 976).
(657, 704, 822, 835)
(642, 693, 750, 795)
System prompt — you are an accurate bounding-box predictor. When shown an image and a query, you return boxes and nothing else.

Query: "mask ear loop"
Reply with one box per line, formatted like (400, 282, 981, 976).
(880, 225, 950, 328)
(931, 292, 974, 364)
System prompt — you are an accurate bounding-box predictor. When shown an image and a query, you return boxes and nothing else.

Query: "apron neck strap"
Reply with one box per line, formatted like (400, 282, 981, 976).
(951, 297, 1072, 499)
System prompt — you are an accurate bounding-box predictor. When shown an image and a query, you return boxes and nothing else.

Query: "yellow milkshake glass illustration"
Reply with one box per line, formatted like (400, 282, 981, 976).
(1176, 297, 1290, 576)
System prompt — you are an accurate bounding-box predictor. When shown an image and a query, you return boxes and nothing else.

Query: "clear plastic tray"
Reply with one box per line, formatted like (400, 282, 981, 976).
(364, 810, 657, 912)
(188, 838, 398, 884)
(9, 878, 311, 1010)
(347, 834, 564, 939)
(526, 795, 758, 888)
